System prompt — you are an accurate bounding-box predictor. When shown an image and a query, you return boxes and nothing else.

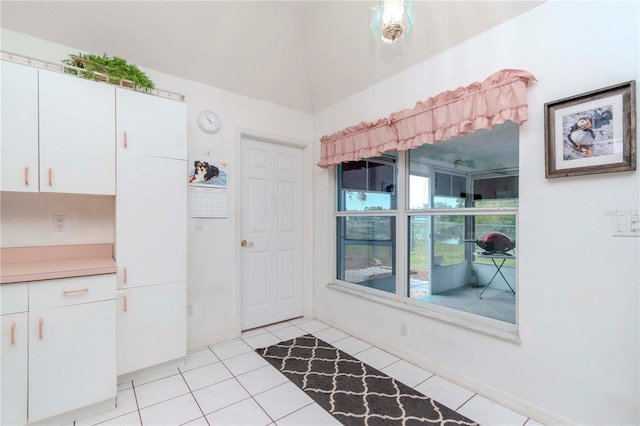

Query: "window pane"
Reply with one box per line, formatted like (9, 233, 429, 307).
(337, 216, 396, 294)
(409, 213, 516, 324)
(338, 158, 396, 211)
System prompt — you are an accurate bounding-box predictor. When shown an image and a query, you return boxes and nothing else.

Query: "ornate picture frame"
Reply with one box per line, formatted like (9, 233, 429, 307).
(544, 81, 636, 178)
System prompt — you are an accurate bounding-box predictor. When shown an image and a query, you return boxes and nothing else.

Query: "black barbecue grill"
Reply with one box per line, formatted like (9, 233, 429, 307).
(464, 232, 515, 255)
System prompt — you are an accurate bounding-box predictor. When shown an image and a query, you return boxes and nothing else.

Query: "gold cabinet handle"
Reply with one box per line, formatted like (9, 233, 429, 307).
(39, 318, 43, 339)
(24, 166, 29, 186)
(63, 287, 88, 295)
(240, 239, 254, 247)
(123, 131, 128, 148)
(123, 267, 127, 284)
(123, 295, 127, 312)
(48, 168, 53, 186)
(11, 322, 16, 345)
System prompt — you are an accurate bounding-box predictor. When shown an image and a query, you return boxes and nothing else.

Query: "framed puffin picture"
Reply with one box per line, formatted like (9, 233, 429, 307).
(544, 80, 636, 178)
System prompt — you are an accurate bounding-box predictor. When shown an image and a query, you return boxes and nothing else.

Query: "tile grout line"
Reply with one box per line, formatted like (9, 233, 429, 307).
(412, 371, 436, 389)
(455, 392, 477, 412)
(231, 375, 276, 424)
(218, 341, 280, 418)
(130, 380, 144, 426)
(217, 349, 277, 425)
(177, 368, 211, 426)
(272, 401, 317, 424)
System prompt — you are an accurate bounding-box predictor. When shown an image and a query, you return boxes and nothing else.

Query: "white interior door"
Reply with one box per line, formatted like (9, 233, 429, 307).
(241, 137, 304, 330)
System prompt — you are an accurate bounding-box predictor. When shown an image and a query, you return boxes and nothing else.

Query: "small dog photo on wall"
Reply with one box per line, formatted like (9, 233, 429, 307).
(188, 158, 228, 187)
(192, 161, 219, 182)
(189, 160, 218, 183)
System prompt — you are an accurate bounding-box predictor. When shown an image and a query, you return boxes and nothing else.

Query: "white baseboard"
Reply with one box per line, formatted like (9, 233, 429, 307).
(28, 398, 116, 426)
(117, 357, 185, 383)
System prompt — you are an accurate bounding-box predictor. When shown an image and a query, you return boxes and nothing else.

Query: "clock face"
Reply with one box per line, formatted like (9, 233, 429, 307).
(197, 111, 221, 133)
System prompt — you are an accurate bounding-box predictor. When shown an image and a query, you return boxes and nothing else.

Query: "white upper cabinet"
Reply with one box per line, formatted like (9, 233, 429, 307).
(39, 70, 116, 195)
(116, 88, 187, 160)
(0, 61, 39, 192)
(116, 154, 187, 288)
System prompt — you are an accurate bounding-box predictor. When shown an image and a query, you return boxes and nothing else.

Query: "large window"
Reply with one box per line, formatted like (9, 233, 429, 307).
(336, 122, 519, 324)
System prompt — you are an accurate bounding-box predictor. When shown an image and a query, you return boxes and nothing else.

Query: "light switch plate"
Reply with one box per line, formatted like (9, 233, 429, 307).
(613, 213, 639, 237)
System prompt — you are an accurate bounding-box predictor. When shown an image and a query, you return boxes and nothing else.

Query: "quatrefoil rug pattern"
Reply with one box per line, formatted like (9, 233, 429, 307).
(256, 334, 477, 426)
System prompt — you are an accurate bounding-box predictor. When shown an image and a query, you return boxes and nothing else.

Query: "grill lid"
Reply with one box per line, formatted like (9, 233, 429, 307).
(467, 232, 515, 254)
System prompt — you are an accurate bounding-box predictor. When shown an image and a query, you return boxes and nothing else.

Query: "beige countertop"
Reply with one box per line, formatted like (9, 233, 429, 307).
(1, 243, 117, 284)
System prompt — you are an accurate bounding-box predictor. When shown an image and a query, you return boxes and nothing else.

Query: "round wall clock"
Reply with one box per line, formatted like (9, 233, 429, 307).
(197, 110, 221, 133)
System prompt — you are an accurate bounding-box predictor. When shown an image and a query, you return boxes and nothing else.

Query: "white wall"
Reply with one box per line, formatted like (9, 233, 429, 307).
(0, 29, 315, 349)
(313, 2, 639, 425)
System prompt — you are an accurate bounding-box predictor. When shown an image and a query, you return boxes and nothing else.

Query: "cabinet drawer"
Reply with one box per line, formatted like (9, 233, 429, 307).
(1, 283, 29, 315)
(30, 274, 116, 310)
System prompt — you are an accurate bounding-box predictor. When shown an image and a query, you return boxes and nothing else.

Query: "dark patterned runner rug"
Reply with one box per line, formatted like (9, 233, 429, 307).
(256, 334, 477, 426)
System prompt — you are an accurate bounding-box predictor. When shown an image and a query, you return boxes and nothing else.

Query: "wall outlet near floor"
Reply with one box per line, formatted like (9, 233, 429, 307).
(52, 215, 67, 232)
(400, 322, 408, 336)
(187, 303, 193, 316)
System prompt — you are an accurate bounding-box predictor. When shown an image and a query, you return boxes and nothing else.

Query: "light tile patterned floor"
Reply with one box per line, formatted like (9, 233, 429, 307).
(73, 318, 542, 426)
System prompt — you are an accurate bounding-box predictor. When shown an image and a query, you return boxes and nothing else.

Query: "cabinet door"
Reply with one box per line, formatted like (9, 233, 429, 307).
(1, 312, 28, 426)
(0, 61, 39, 192)
(117, 282, 186, 375)
(28, 300, 116, 423)
(116, 88, 187, 160)
(116, 155, 187, 288)
(39, 70, 116, 195)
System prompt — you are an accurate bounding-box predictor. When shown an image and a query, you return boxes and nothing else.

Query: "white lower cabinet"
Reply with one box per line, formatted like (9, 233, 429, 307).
(0, 275, 116, 425)
(1, 312, 28, 426)
(117, 281, 186, 376)
(29, 300, 116, 423)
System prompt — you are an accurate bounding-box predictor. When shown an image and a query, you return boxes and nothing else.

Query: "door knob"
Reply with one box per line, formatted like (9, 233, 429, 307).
(240, 240, 254, 247)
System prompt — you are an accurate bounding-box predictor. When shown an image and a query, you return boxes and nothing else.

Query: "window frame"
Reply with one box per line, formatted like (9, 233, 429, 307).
(332, 148, 520, 340)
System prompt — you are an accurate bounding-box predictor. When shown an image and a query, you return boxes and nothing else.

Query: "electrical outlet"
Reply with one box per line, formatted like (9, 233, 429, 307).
(400, 322, 408, 336)
(53, 215, 67, 232)
(187, 303, 193, 316)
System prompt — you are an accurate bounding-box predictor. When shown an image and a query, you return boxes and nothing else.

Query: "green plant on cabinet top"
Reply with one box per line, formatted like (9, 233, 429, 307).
(62, 53, 155, 92)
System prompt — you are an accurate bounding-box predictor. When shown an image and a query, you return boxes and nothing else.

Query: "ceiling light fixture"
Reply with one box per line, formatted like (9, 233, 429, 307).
(371, 0, 415, 45)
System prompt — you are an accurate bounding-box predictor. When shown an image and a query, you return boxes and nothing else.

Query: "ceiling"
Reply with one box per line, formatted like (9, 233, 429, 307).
(0, 1, 543, 113)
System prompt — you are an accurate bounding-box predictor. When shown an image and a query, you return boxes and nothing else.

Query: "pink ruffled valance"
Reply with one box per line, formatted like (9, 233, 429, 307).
(317, 69, 537, 168)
